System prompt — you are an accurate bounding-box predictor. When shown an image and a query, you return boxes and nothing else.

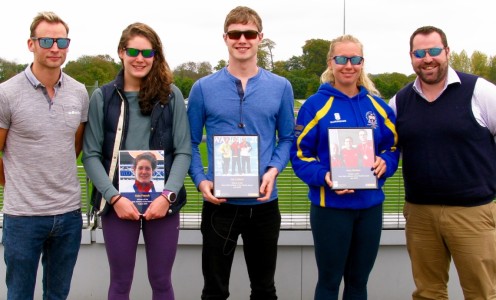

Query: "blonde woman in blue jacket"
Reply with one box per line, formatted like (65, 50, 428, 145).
(290, 35, 399, 300)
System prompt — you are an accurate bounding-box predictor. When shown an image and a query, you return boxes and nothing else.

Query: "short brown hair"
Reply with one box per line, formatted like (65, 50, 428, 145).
(409, 26, 448, 52)
(30, 11, 69, 37)
(134, 152, 158, 170)
(224, 6, 263, 33)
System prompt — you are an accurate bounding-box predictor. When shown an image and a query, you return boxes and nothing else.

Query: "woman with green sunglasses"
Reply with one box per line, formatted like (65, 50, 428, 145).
(83, 22, 191, 300)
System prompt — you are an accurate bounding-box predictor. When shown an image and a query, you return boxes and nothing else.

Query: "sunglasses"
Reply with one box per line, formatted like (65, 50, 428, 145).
(31, 37, 71, 49)
(225, 30, 260, 40)
(333, 56, 364, 65)
(124, 48, 156, 58)
(412, 47, 444, 58)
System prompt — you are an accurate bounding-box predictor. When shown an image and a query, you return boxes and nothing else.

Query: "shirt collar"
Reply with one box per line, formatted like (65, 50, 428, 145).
(24, 63, 63, 89)
(412, 66, 460, 98)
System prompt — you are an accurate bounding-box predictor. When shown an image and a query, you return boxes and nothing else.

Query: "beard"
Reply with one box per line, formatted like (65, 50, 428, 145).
(414, 61, 449, 85)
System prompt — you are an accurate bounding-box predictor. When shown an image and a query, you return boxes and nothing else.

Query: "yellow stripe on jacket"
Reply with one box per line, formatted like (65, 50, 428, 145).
(295, 96, 334, 207)
(367, 94, 398, 152)
(296, 96, 335, 162)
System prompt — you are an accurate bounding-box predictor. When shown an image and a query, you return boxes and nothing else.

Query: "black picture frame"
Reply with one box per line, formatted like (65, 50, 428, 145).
(118, 150, 165, 214)
(328, 127, 378, 190)
(212, 134, 260, 198)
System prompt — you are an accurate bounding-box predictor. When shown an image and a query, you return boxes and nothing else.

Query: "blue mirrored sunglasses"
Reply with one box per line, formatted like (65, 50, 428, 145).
(412, 47, 444, 58)
(333, 56, 363, 65)
(124, 48, 156, 58)
(31, 37, 71, 49)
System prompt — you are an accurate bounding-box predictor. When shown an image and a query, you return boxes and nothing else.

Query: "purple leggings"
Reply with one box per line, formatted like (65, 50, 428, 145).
(102, 208, 180, 300)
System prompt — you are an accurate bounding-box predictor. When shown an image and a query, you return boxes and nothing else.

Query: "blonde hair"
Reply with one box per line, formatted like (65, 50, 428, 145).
(320, 35, 380, 96)
(30, 11, 69, 37)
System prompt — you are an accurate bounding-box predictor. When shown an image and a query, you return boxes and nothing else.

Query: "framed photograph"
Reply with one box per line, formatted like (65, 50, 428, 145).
(119, 150, 165, 214)
(213, 135, 260, 198)
(328, 127, 378, 190)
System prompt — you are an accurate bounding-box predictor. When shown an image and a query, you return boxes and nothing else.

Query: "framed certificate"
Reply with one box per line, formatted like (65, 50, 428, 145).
(328, 127, 377, 190)
(119, 150, 165, 214)
(213, 135, 260, 198)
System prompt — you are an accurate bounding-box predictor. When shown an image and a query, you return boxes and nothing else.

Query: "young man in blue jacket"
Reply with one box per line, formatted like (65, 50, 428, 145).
(187, 6, 294, 300)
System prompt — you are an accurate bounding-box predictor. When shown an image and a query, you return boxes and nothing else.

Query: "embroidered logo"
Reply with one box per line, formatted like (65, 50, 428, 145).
(294, 124, 304, 138)
(366, 111, 377, 129)
(330, 112, 346, 124)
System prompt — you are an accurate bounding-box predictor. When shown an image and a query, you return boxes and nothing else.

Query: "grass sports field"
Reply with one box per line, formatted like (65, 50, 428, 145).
(0, 100, 406, 216)
(1, 132, 406, 217)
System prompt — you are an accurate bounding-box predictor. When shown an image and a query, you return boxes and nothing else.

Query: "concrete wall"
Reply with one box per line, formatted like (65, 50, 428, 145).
(0, 230, 464, 299)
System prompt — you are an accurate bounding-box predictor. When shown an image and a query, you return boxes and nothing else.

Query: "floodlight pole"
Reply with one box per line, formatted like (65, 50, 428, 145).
(343, 0, 346, 35)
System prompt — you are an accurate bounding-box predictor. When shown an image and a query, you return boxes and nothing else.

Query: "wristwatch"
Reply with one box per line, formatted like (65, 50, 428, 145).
(162, 190, 177, 203)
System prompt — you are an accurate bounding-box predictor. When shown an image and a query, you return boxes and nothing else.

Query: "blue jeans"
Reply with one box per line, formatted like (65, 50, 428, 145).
(2, 209, 82, 300)
(311, 204, 382, 300)
(201, 200, 281, 300)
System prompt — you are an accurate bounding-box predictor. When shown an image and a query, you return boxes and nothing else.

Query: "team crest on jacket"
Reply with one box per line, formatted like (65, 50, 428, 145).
(366, 112, 377, 129)
(294, 124, 304, 138)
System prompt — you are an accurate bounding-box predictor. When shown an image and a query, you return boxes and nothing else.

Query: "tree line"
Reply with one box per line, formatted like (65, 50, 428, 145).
(1, 39, 495, 101)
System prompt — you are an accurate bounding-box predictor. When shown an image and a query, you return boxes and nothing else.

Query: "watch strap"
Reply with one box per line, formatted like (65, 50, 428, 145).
(162, 190, 177, 203)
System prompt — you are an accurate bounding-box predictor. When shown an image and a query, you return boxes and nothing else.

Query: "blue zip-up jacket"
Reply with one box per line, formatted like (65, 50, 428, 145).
(187, 67, 294, 205)
(291, 83, 399, 209)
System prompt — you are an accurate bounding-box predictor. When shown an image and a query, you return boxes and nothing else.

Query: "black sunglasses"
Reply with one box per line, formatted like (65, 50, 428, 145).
(31, 37, 71, 49)
(124, 48, 156, 58)
(333, 56, 364, 65)
(225, 30, 260, 40)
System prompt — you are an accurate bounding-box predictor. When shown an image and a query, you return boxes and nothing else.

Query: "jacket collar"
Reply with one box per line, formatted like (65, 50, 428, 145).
(113, 69, 125, 91)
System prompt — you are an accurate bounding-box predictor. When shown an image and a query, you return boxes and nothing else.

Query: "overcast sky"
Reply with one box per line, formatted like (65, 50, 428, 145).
(2, 0, 494, 76)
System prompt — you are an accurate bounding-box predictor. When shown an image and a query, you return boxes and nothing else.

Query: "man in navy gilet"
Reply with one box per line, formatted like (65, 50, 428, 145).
(389, 26, 496, 300)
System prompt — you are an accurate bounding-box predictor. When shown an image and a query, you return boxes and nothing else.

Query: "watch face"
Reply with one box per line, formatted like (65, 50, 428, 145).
(163, 191, 176, 203)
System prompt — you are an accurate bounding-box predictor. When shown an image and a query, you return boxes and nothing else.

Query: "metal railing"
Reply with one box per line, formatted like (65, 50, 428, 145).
(0, 166, 406, 230)
(177, 166, 406, 230)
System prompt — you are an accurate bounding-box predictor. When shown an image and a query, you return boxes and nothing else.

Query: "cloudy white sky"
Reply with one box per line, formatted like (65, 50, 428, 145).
(1, 0, 494, 76)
